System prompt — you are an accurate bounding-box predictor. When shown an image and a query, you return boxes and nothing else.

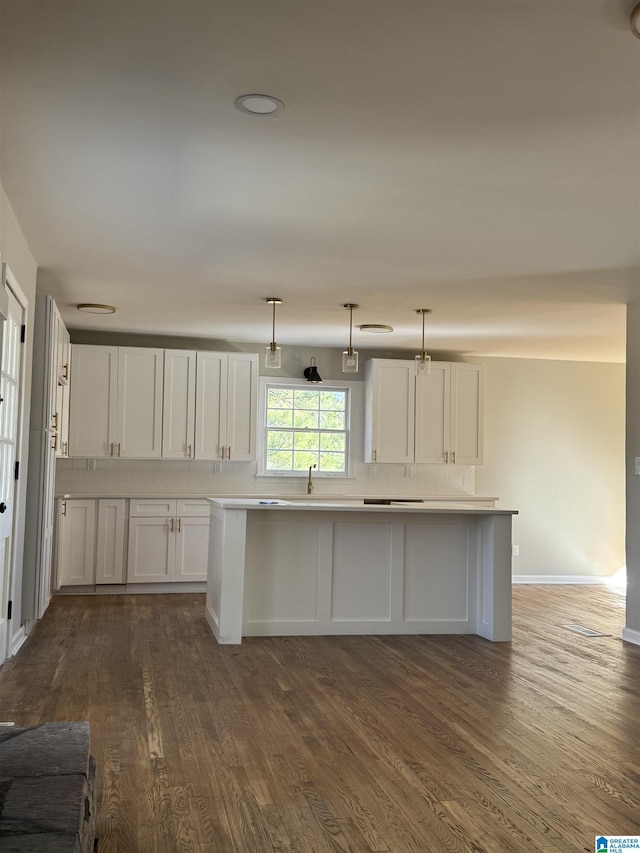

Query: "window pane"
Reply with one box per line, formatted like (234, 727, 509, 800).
(267, 450, 293, 470)
(320, 391, 345, 411)
(294, 431, 319, 450)
(268, 388, 293, 408)
(294, 389, 319, 410)
(319, 452, 345, 472)
(267, 430, 293, 450)
(294, 409, 319, 429)
(319, 411, 345, 430)
(267, 409, 293, 428)
(293, 451, 318, 470)
(320, 433, 345, 451)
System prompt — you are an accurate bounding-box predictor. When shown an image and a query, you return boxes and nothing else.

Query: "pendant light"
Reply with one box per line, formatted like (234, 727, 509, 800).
(341, 303, 359, 373)
(265, 298, 283, 368)
(415, 309, 432, 375)
(303, 357, 323, 383)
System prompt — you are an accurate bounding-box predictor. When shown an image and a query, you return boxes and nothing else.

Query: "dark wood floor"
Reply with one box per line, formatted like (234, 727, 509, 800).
(0, 585, 638, 852)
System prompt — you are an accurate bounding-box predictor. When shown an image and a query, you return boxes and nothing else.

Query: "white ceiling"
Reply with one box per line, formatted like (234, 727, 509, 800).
(1, 0, 638, 362)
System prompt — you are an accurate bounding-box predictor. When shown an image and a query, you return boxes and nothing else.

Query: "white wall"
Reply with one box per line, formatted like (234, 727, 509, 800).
(476, 357, 625, 579)
(0, 182, 38, 646)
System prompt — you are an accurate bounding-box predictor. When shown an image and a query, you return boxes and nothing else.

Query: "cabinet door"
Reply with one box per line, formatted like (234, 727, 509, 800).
(117, 347, 164, 458)
(175, 516, 209, 581)
(194, 352, 226, 460)
(58, 499, 96, 586)
(96, 499, 126, 584)
(225, 353, 258, 461)
(69, 345, 118, 457)
(162, 350, 196, 459)
(127, 516, 175, 582)
(364, 359, 415, 463)
(450, 363, 484, 465)
(415, 363, 450, 464)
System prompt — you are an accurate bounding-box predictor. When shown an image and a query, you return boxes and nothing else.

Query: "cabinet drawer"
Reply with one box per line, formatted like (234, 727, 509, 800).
(129, 498, 176, 517)
(177, 499, 210, 517)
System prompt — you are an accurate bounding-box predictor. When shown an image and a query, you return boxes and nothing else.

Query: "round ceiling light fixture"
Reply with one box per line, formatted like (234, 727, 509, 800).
(77, 303, 116, 314)
(631, 2, 640, 37)
(234, 94, 285, 116)
(358, 324, 394, 333)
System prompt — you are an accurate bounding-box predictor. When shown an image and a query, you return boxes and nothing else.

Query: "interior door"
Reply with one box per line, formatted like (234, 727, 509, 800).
(0, 283, 25, 662)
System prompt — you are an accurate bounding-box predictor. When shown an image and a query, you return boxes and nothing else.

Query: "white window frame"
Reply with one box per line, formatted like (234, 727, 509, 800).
(257, 377, 354, 479)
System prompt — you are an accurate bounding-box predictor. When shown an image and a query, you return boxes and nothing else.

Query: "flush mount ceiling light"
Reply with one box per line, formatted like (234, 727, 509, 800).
(342, 303, 359, 373)
(631, 2, 640, 37)
(265, 297, 283, 369)
(76, 303, 116, 314)
(234, 94, 285, 116)
(358, 324, 394, 333)
(415, 308, 432, 375)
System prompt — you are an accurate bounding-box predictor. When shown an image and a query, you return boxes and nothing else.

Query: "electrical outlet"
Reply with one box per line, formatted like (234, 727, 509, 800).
(368, 465, 376, 476)
(86, 458, 96, 471)
(635, 457, 640, 476)
(512, 545, 519, 556)
(214, 462, 222, 474)
(405, 466, 414, 478)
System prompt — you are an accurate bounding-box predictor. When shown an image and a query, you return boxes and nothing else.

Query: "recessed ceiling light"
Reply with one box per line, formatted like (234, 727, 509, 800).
(234, 94, 285, 116)
(358, 324, 394, 333)
(77, 303, 116, 314)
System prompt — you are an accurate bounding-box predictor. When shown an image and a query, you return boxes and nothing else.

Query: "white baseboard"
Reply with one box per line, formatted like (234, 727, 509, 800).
(622, 627, 640, 646)
(55, 582, 206, 595)
(9, 627, 27, 657)
(513, 575, 613, 585)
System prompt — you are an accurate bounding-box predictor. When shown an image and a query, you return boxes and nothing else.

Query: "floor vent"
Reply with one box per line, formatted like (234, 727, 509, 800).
(564, 624, 610, 637)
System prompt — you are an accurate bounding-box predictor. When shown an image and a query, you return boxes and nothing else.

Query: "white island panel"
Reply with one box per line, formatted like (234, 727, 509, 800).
(404, 521, 473, 623)
(331, 521, 393, 622)
(245, 514, 321, 624)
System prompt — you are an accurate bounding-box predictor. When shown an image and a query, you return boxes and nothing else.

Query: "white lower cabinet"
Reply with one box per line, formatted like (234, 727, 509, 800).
(57, 498, 126, 587)
(127, 498, 209, 583)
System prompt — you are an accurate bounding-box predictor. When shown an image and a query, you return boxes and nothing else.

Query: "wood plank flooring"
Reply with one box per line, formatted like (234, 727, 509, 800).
(0, 585, 638, 852)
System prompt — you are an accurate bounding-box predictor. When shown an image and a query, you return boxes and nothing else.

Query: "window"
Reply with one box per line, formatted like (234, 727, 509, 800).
(263, 383, 350, 475)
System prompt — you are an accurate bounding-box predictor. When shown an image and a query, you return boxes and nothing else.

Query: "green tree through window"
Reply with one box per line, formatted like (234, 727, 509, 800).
(265, 385, 349, 474)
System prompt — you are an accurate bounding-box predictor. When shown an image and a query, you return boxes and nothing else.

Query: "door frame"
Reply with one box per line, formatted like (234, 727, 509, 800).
(1, 264, 29, 661)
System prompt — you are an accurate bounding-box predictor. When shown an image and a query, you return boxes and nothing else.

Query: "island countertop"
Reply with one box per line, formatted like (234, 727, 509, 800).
(208, 497, 517, 515)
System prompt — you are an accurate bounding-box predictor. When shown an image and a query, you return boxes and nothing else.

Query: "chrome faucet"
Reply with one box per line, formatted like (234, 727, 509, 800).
(307, 464, 317, 494)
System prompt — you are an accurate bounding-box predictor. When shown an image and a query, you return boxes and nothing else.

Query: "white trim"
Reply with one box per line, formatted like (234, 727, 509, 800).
(513, 575, 614, 584)
(258, 377, 356, 478)
(9, 625, 26, 657)
(622, 627, 640, 646)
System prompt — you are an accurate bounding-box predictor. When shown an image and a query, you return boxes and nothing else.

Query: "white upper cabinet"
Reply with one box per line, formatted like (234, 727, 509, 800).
(194, 351, 258, 461)
(69, 346, 118, 458)
(364, 359, 415, 464)
(450, 362, 484, 465)
(69, 345, 163, 458)
(365, 359, 483, 465)
(70, 345, 257, 461)
(162, 349, 197, 459)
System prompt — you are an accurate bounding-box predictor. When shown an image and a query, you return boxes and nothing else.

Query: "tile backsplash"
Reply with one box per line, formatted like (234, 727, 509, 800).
(55, 457, 476, 498)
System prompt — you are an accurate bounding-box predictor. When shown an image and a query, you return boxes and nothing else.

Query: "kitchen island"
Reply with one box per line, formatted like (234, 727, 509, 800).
(206, 499, 517, 645)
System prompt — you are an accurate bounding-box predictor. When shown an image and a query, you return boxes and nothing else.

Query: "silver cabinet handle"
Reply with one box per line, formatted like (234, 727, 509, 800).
(452, 450, 456, 464)
(117, 442, 121, 457)
(170, 517, 174, 532)
(62, 500, 67, 517)
(187, 444, 192, 458)
(177, 518, 182, 533)
(228, 446, 231, 460)
(373, 449, 377, 462)
(221, 446, 226, 460)
(110, 443, 114, 457)
(445, 451, 449, 463)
